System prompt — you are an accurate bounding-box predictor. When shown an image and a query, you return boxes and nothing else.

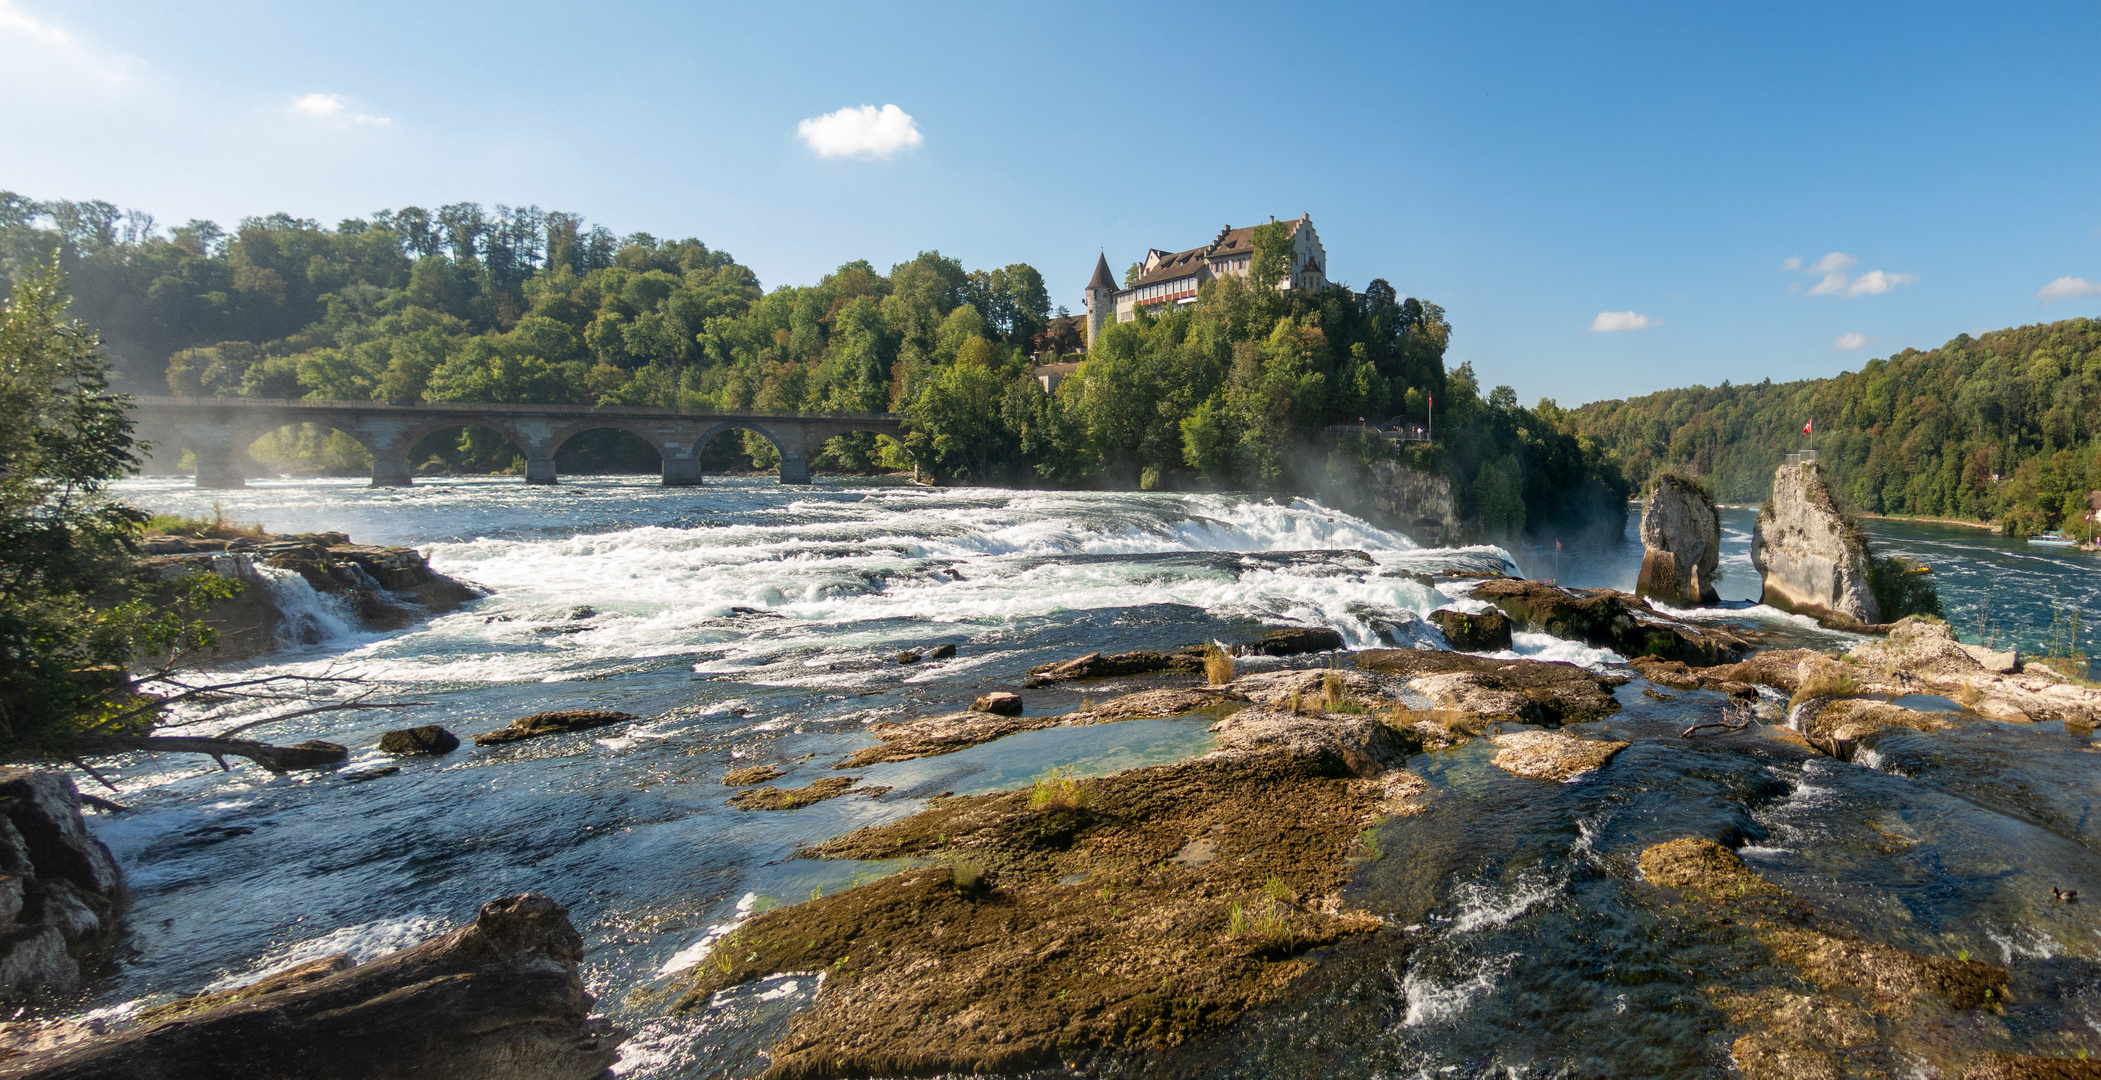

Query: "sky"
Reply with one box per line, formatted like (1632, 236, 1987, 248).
(4, 0, 2099, 408)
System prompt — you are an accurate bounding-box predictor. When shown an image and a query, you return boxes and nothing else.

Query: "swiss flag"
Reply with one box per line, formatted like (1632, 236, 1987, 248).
(1803, 419, 1813, 435)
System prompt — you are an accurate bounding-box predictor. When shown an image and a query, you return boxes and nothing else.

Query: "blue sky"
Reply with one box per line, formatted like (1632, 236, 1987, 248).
(4, 1, 2099, 406)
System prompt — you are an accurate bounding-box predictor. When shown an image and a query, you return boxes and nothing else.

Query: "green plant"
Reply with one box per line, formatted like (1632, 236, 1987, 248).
(1789, 667, 1862, 708)
(1227, 902, 1248, 937)
(141, 501, 266, 540)
(1263, 875, 1294, 903)
(1028, 764, 1091, 811)
(2041, 602, 2090, 679)
(1958, 948, 1970, 962)
(1202, 644, 1234, 686)
(1253, 900, 1289, 943)
(1867, 555, 1943, 621)
(950, 859, 986, 896)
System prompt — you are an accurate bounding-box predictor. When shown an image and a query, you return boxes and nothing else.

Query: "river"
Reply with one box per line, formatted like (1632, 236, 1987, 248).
(64, 476, 2101, 1076)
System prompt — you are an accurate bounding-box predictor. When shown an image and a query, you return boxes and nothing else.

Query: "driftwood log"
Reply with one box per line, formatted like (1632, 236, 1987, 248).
(0, 893, 624, 1080)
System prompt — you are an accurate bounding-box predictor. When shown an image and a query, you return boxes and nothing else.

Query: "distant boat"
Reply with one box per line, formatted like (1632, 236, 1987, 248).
(2029, 532, 2078, 547)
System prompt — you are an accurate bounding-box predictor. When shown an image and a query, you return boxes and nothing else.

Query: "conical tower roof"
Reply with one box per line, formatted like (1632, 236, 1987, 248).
(1086, 253, 1118, 292)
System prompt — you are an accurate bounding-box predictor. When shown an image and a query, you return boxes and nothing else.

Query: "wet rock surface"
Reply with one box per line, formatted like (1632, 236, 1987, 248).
(1428, 608, 1513, 651)
(729, 777, 872, 811)
(673, 714, 1423, 1079)
(1752, 462, 1882, 626)
(838, 688, 1242, 767)
(1467, 578, 1752, 665)
(377, 725, 459, 756)
(473, 710, 637, 746)
(1636, 473, 1722, 606)
(971, 691, 1024, 715)
(0, 771, 124, 1002)
(1356, 649, 1627, 725)
(1246, 627, 1345, 656)
(1489, 730, 1628, 781)
(0, 893, 624, 1080)
(720, 764, 785, 786)
(1022, 649, 1206, 686)
(136, 531, 485, 660)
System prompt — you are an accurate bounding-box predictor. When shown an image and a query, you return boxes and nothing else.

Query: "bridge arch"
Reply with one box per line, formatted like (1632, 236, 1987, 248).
(376, 419, 538, 486)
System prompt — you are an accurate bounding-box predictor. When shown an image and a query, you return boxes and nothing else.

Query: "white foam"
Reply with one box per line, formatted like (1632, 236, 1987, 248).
(1450, 866, 1563, 934)
(199, 913, 446, 994)
(1401, 952, 1514, 1027)
(255, 565, 361, 648)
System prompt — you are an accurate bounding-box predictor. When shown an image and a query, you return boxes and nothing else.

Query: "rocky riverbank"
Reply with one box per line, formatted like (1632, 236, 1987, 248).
(135, 531, 484, 661)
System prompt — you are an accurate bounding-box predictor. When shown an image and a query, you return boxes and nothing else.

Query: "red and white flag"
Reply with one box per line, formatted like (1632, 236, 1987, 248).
(1803, 418, 1813, 435)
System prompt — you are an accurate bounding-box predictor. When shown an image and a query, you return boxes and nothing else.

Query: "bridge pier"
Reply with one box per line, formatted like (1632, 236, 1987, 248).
(661, 447, 704, 486)
(371, 455, 414, 487)
(777, 454, 813, 485)
(191, 438, 247, 489)
(525, 458, 558, 485)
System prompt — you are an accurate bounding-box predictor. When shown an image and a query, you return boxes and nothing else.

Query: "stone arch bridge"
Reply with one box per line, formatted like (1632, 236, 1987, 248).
(126, 397, 906, 488)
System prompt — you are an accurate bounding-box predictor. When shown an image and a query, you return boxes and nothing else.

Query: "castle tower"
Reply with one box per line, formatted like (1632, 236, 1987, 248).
(1083, 253, 1117, 350)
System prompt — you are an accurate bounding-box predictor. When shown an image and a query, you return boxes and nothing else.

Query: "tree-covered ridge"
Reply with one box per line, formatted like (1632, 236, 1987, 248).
(1569, 318, 2101, 535)
(0, 189, 1626, 532)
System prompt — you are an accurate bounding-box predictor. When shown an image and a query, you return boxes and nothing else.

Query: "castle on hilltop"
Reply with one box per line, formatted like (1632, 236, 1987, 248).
(1081, 214, 1328, 348)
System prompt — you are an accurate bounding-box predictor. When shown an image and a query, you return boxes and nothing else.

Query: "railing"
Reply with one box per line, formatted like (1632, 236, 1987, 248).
(1325, 423, 1433, 443)
(126, 396, 904, 423)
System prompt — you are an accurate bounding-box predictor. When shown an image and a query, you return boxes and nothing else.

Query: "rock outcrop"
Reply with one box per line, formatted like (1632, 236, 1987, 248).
(1636, 474, 1721, 606)
(1467, 578, 1752, 666)
(473, 710, 637, 746)
(0, 893, 624, 1079)
(1356, 649, 1627, 725)
(1022, 649, 1206, 686)
(0, 770, 125, 1001)
(1490, 730, 1628, 781)
(136, 532, 484, 661)
(377, 725, 459, 756)
(970, 692, 1023, 716)
(1751, 462, 1882, 625)
(1351, 458, 1461, 543)
(1244, 627, 1345, 656)
(1429, 609, 1513, 651)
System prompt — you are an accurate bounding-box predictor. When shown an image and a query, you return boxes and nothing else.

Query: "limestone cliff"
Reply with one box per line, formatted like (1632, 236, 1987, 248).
(1636, 474, 1720, 606)
(1348, 459, 1460, 543)
(1750, 462, 1881, 625)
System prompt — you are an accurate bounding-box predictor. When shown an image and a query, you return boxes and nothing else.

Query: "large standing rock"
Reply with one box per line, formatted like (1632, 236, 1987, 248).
(1751, 463, 1881, 625)
(1468, 578, 1752, 666)
(0, 771, 127, 1000)
(1636, 474, 1721, 606)
(0, 893, 625, 1080)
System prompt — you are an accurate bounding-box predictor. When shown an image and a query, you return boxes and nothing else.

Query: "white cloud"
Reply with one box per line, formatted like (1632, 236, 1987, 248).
(290, 92, 390, 126)
(1835, 331, 1874, 350)
(1590, 311, 1658, 332)
(0, 0, 141, 83)
(796, 103, 923, 159)
(2037, 276, 2101, 304)
(1843, 270, 1915, 296)
(1781, 250, 1913, 298)
(1807, 251, 1857, 275)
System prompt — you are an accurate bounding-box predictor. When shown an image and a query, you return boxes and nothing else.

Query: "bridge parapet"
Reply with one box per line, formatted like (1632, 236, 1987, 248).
(125, 397, 906, 489)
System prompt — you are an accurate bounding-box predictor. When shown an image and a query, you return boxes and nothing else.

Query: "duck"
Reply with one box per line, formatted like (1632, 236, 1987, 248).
(2051, 887, 2079, 904)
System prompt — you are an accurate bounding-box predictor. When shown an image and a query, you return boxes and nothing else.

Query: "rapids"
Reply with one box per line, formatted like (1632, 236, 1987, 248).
(58, 476, 2101, 1076)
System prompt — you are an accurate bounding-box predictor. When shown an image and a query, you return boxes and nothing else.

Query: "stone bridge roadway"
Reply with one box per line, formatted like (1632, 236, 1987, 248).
(126, 396, 906, 488)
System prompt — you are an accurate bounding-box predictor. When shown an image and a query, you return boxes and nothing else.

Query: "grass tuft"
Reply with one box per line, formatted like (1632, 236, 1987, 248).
(1789, 668, 1861, 708)
(142, 500, 267, 540)
(1202, 644, 1234, 686)
(1027, 765, 1092, 811)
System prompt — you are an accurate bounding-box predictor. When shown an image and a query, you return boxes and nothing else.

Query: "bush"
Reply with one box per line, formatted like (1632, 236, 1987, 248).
(1866, 555, 1943, 621)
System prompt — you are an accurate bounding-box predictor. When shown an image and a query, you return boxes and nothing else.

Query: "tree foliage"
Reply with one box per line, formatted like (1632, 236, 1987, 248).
(1570, 319, 2101, 535)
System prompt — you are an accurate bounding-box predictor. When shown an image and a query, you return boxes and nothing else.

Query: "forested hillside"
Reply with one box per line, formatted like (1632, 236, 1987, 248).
(0, 189, 1626, 533)
(1570, 319, 2101, 535)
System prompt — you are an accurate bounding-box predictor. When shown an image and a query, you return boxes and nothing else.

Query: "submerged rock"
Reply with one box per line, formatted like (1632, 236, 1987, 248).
(1751, 462, 1882, 626)
(730, 777, 864, 811)
(377, 725, 459, 756)
(1428, 608, 1513, 651)
(472, 710, 637, 746)
(720, 764, 785, 786)
(1356, 649, 1627, 725)
(970, 691, 1023, 716)
(0, 893, 624, 1079)
(1467, 578, 1751, 666)
(674, 713, 1423, 1077)
(1490, 730, 1628, 781)
(839, 688, 1241, 768)
(1637, 473, 1722, 606)
(1638, 836, 2012, 1080)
